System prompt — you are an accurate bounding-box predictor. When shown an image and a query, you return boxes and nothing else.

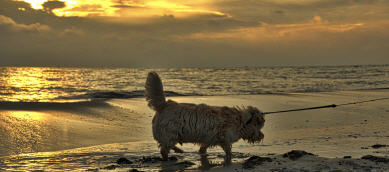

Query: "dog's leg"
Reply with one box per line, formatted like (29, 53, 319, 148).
(160, 145, 170, 161)
(200, 153, 212, 170)
(221, 144, 232, 165)
(172, 145, 184, 153)
(199, 144, 209, 155)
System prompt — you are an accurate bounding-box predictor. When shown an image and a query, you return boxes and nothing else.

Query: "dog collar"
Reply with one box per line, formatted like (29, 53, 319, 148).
(245, 114, 254, 125)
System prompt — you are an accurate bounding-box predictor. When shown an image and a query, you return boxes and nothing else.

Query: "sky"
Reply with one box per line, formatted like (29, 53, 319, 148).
(0, 0, 388, 67)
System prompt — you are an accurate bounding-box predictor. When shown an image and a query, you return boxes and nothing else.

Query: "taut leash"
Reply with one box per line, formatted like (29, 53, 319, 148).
(262, 97, 389, 115)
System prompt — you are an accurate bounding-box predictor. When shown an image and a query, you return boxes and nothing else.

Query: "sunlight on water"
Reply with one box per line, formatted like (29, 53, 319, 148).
(1, 65, 389, 102)
(0, 67, 76, 102)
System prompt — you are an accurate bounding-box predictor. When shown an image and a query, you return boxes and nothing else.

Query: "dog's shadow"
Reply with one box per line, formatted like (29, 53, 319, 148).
(158, 153, 231, 171)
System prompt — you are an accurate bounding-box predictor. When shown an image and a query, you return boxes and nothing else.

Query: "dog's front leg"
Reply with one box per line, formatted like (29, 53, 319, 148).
(221, 144, 232, 165)
(160, 146, 170, 161)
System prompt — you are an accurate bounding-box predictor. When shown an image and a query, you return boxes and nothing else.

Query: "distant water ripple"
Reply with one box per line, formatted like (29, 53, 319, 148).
(0, 65, 388, 102)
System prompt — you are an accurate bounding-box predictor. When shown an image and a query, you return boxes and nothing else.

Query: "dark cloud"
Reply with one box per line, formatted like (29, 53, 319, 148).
(111, 4, 143, 8)
(212, 0, 389, 24)
(42, 0, 66, 13)
(274, 10, 284, 15)
(67, 5, 104, 12)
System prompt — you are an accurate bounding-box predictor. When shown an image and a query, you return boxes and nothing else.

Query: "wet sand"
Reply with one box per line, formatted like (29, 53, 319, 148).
(0, 100, 152, 156)
(1, 90, 389, 171)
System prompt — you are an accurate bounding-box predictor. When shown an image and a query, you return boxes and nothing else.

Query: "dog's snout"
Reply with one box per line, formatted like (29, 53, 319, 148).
(259, 132, 264, 139)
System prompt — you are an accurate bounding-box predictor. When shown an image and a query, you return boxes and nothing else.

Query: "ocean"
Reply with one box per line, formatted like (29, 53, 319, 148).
(1, 65, 389, 171)
(1, 64, 389, 102)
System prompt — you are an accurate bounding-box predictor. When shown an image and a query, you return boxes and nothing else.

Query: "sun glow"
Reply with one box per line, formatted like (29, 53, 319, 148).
(17, 0, 226, 17)
(19, 0, 47, 9)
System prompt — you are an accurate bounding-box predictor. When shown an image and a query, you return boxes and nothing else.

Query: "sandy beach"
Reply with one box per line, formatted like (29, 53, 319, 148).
(1, 89, 389, 171)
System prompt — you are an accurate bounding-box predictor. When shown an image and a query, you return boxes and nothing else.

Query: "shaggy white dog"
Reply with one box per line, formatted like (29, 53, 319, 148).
(145, 72, 265, 162)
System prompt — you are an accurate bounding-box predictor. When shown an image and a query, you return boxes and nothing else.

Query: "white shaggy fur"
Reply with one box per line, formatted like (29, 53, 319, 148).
(145, 72, 265, 162)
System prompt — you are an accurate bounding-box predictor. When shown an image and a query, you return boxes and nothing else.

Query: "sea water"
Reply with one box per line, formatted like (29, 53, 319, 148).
(0, 65, 389, 102)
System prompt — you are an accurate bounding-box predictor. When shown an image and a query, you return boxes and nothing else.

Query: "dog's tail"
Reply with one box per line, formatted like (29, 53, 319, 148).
(145, 72, 166, 112)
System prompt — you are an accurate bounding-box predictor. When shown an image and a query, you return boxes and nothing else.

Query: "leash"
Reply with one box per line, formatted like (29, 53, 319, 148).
(262, 97, 389, 115)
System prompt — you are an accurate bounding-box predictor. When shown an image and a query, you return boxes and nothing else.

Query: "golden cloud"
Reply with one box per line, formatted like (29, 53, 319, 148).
(17, 0, 227, 18)
(182, 16, 365, 42)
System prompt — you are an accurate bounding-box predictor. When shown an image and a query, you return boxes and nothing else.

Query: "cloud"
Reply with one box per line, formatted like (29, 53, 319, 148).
(60, 27, 84, 36)
(111, 0, 229, 19)
(14, 0, 229, 18)
(1, 0, 389, 67)
(111, 4, 143, 8)
(210, 0, 389, 24)
(181, 16, 364, 42)
(42, 0, 66, 13)
(0, 15, 50, 33)
(166, 16, 389, 66)
(67, 4, 104, 12)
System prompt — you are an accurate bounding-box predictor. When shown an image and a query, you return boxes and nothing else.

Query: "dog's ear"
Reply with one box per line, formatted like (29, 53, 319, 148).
(247, 106, 260, 115)
(242, 106, 257, 124)
(244, 106, 263, 124)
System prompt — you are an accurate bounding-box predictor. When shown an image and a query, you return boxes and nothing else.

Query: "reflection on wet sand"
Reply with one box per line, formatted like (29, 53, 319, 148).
(0, 111, 51, 155)
(0, 99, 151, 157)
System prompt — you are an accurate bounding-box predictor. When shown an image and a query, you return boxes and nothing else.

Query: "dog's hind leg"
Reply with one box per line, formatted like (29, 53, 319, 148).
(199, 144, 209, 155)
(160, 142, 180, 160)
(220, 144, 232, 165)
(172, 145, 184, 153)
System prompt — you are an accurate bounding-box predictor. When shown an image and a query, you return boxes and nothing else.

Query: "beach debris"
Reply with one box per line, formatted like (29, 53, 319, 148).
(360, 147, 369, 149)
(116, 157, 133, 165)
(141, 156, 162, 163)
(283, 150, 314, 160)
(361, 155, 389, 163)
(169, 156, 178, 161)
(242, 156, 272, 169)
(347, 134, 360, 138)
(371, 144, 388, 149)
(129, 169, 143, 172)
(343, 156, 352, 159)
(174, 161, 196, 168)
(101, 164, 119, 170)
(330, 170, 344, 172)
(140, 156, 177, 163)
